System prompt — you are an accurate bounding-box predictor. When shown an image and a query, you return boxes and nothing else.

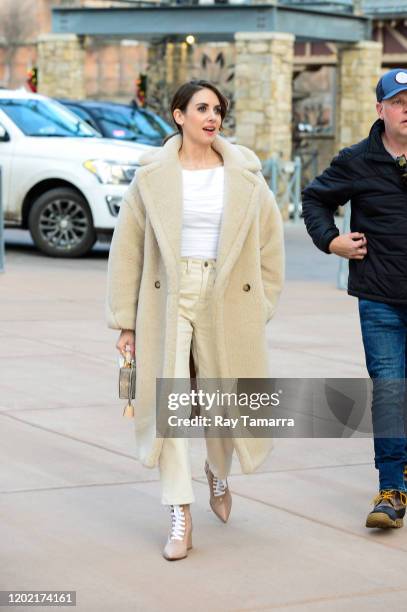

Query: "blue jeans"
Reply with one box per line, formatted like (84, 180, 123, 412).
(358, 299, 407, 492)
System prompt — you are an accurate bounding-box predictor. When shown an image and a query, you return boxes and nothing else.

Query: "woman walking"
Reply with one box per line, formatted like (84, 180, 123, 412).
(106, 80, 284, 560)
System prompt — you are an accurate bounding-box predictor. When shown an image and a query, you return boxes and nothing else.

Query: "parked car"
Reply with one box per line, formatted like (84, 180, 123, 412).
(0, 90, 153, 257)
(57, 99, 173, 146)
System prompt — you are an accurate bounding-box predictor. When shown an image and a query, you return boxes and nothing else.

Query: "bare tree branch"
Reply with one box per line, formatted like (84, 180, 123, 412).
(0, 0, 35, 86)
(0, 0, 34, 50)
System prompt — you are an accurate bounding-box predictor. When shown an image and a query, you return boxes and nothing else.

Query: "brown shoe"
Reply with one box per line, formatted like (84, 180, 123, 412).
(205, 460, 232, 523)
(366, 490, 407, 529)
(163, 504, 193, 561)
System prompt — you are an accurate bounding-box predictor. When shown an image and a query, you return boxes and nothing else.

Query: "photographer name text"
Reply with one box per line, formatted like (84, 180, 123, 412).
(167, 415, 295, 428)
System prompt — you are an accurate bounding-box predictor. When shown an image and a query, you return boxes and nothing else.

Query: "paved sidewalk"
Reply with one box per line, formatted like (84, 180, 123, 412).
(0, 225, 406, 612)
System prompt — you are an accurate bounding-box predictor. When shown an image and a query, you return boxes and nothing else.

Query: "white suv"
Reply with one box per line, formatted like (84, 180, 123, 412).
(0, 90, 153, 257)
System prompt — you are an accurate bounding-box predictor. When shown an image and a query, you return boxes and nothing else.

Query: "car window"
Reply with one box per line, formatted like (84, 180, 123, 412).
(152, 113, 174, 135)
(61, 103, 101, 134)
(0, 120, 9, 140)
(0, 98, 98, 137)
(92, 105, 172, 142)
(64, 104, 94, 123)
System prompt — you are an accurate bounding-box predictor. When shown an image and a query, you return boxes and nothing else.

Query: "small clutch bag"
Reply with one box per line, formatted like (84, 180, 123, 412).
(119, 350, 136, 418)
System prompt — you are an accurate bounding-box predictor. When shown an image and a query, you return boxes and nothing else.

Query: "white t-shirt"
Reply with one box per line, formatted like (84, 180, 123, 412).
(181, 166, 224, 259)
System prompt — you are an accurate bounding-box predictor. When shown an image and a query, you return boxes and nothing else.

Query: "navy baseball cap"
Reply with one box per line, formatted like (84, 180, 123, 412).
(376, 68, 407, 102)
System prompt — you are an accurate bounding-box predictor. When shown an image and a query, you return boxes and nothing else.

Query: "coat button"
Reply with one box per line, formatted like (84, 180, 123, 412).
(154, 280, 161, 289)
(243, 283, 251, 292)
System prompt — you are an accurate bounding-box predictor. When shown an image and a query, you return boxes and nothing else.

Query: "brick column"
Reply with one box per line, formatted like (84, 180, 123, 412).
(234, 32, 294, 161)
(37, 34, 85, 98)
(336, 41, 382, 151)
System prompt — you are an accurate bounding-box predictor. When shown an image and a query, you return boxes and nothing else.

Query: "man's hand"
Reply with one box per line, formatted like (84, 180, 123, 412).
(116, 329, 135, 358)
(329, 232, 367, 259)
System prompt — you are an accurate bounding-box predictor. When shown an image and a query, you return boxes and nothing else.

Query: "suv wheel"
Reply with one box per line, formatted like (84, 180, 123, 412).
(28, 188, 96, 257)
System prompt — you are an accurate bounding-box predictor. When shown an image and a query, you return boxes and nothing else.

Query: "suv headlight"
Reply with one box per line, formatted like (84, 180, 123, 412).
(83, 159, 139, 185)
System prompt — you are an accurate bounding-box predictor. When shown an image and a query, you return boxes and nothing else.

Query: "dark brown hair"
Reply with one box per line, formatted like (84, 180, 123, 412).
(163, 80, 229, 143)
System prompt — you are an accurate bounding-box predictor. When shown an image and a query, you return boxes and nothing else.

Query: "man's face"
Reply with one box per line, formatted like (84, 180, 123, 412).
(377, 91, 407, 139)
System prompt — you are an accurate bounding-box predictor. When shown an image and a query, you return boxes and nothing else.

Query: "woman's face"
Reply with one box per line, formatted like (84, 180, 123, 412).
(173, 88, 223, 145)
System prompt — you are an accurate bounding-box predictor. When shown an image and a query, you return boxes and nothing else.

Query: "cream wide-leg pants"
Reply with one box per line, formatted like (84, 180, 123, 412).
(158, 257, 234, 505)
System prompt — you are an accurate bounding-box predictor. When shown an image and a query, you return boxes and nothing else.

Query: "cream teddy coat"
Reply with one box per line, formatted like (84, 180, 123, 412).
(106, 133, 285, 473)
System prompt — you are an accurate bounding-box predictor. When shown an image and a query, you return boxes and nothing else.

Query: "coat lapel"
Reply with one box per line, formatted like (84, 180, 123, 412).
(213, 143, 260, 279)
(208, 136, 263, 282)
(135, 137, 183, 287)
(135, 133, 262, 288)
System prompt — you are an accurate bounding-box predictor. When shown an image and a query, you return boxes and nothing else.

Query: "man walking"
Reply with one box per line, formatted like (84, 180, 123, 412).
(302, 68, 407, 529)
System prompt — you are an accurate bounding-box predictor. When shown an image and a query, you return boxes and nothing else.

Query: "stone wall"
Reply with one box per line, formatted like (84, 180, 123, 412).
(0, 44, 37, 89)
(234, 32, 294, 161)
(84, 39, 147, 101)
(335, 41, 382, 150)
(37, 33, 85, 98)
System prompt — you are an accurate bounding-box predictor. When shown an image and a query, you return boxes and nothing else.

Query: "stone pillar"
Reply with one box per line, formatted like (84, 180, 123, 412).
(353, 0, 363, 15)
(335, 41, 382, 151)
(146, 40, 194, 123)
(165, 42, 192, 88)
(37, 34, 85, 98)
(234, 32, 294, 161)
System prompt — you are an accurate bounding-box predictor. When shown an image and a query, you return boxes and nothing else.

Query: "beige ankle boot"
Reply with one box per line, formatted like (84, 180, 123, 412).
(205, 460, 232, 523)
(163, 504, 193, 561)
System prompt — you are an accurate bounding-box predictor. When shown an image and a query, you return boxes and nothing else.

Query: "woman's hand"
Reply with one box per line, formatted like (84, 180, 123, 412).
(116, 329, 135, 359)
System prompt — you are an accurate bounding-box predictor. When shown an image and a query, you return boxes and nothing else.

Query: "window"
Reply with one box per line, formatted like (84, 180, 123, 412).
(0, 98, 98, 138)
(93, 105, 172, 143)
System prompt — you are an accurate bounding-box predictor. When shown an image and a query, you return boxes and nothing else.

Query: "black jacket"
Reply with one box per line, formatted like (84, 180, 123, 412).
(302, 119, 407, 305)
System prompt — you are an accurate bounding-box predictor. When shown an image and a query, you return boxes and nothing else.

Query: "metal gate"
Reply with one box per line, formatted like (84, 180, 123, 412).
(262, 155, 302, 221)
(337, 201, 351, 290)
(0, 167, 4, 273)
